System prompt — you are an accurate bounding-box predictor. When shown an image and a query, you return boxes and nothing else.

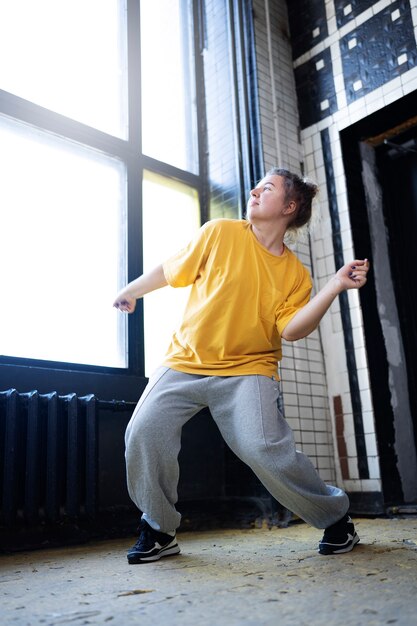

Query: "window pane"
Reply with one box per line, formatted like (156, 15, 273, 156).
(204, 0, 241, 219)
(0, 116, 128, 368)
(143, 171, 200, 376)
(0, 0, 128, 139)
(141, 0, 198, 172)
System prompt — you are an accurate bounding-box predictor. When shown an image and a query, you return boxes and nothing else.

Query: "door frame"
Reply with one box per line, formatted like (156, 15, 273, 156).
(340, 90, 417, 506)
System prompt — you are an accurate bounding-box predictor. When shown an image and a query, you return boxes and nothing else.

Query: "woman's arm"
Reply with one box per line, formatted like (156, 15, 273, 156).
(281, 259, 369, 341)
(113, 264, 168, 314)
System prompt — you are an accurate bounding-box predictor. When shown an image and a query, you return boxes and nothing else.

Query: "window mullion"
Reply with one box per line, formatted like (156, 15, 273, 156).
(193, 0, 210, 224)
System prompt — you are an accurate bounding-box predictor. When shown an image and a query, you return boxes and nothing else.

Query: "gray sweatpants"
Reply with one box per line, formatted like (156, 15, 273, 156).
(125, 367, 349, 533)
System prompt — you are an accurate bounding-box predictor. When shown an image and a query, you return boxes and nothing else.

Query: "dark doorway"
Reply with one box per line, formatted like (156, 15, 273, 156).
(340, 90, 417, 507)
(375, 132, 417, 456)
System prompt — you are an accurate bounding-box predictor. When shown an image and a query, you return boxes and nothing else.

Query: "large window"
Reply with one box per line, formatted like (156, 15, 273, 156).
(0, 0, 199, 377)
(0, 0, 260, 397)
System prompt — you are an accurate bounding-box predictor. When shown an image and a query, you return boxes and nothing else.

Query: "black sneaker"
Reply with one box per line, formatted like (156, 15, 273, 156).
(127, 520, 180, 564)
(318, 514, 360, 555)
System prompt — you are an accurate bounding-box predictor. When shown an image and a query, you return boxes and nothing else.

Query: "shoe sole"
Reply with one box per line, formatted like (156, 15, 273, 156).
(318, 533, 360, 555)
(127, 544, 181, 564)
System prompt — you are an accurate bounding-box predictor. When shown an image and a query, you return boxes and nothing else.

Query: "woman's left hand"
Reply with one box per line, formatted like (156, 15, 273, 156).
(335, 259, 369, 290)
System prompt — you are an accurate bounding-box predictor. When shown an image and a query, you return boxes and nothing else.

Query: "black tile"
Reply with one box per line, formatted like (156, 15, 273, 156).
(340, 0, 417, 103)
(288, 0, 328, 58)
(335, 0, 377, 28)
(321, 128, 369, 480)
(294, 48, 338, 129)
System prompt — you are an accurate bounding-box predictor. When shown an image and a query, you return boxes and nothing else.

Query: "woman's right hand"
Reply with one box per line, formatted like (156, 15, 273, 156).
(112, 264, 168, 314)
(113, 293, 137, 313)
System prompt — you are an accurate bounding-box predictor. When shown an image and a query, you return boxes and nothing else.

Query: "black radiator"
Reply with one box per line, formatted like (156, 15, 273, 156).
(0, 389, 101, 526)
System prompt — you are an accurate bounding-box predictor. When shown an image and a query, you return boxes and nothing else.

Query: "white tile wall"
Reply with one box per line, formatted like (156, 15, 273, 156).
(301, 0, 417, 494)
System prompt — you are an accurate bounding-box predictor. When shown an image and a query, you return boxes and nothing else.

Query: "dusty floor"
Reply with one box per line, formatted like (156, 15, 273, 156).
(1, 518, 417, 626)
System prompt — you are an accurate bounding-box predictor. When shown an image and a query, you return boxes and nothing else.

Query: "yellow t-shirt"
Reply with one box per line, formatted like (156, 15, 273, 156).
(162, 219, 312, 378)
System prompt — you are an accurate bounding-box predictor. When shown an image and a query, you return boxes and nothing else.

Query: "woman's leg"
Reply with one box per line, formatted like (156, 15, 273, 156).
(208, 375, 349, 529)
(125, 367, 206, 533)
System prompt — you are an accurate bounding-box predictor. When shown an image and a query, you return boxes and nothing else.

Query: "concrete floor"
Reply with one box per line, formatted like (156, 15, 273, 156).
(1, 518, 417, 626)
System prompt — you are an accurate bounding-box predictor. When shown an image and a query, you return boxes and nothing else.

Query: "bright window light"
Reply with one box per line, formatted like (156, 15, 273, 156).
(142, 171, 200, 376)
(140, 0, 198, 172)
(0, 116, 128, 368)
(0, 0, 128, 138)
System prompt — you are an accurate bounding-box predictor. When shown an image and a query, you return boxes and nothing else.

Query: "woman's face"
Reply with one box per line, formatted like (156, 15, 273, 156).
(246, 174, 295, 225)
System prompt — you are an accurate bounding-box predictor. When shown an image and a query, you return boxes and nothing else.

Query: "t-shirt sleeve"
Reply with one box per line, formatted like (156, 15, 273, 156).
(275, 266, 312, 335)
(162, 221, 212, 288)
